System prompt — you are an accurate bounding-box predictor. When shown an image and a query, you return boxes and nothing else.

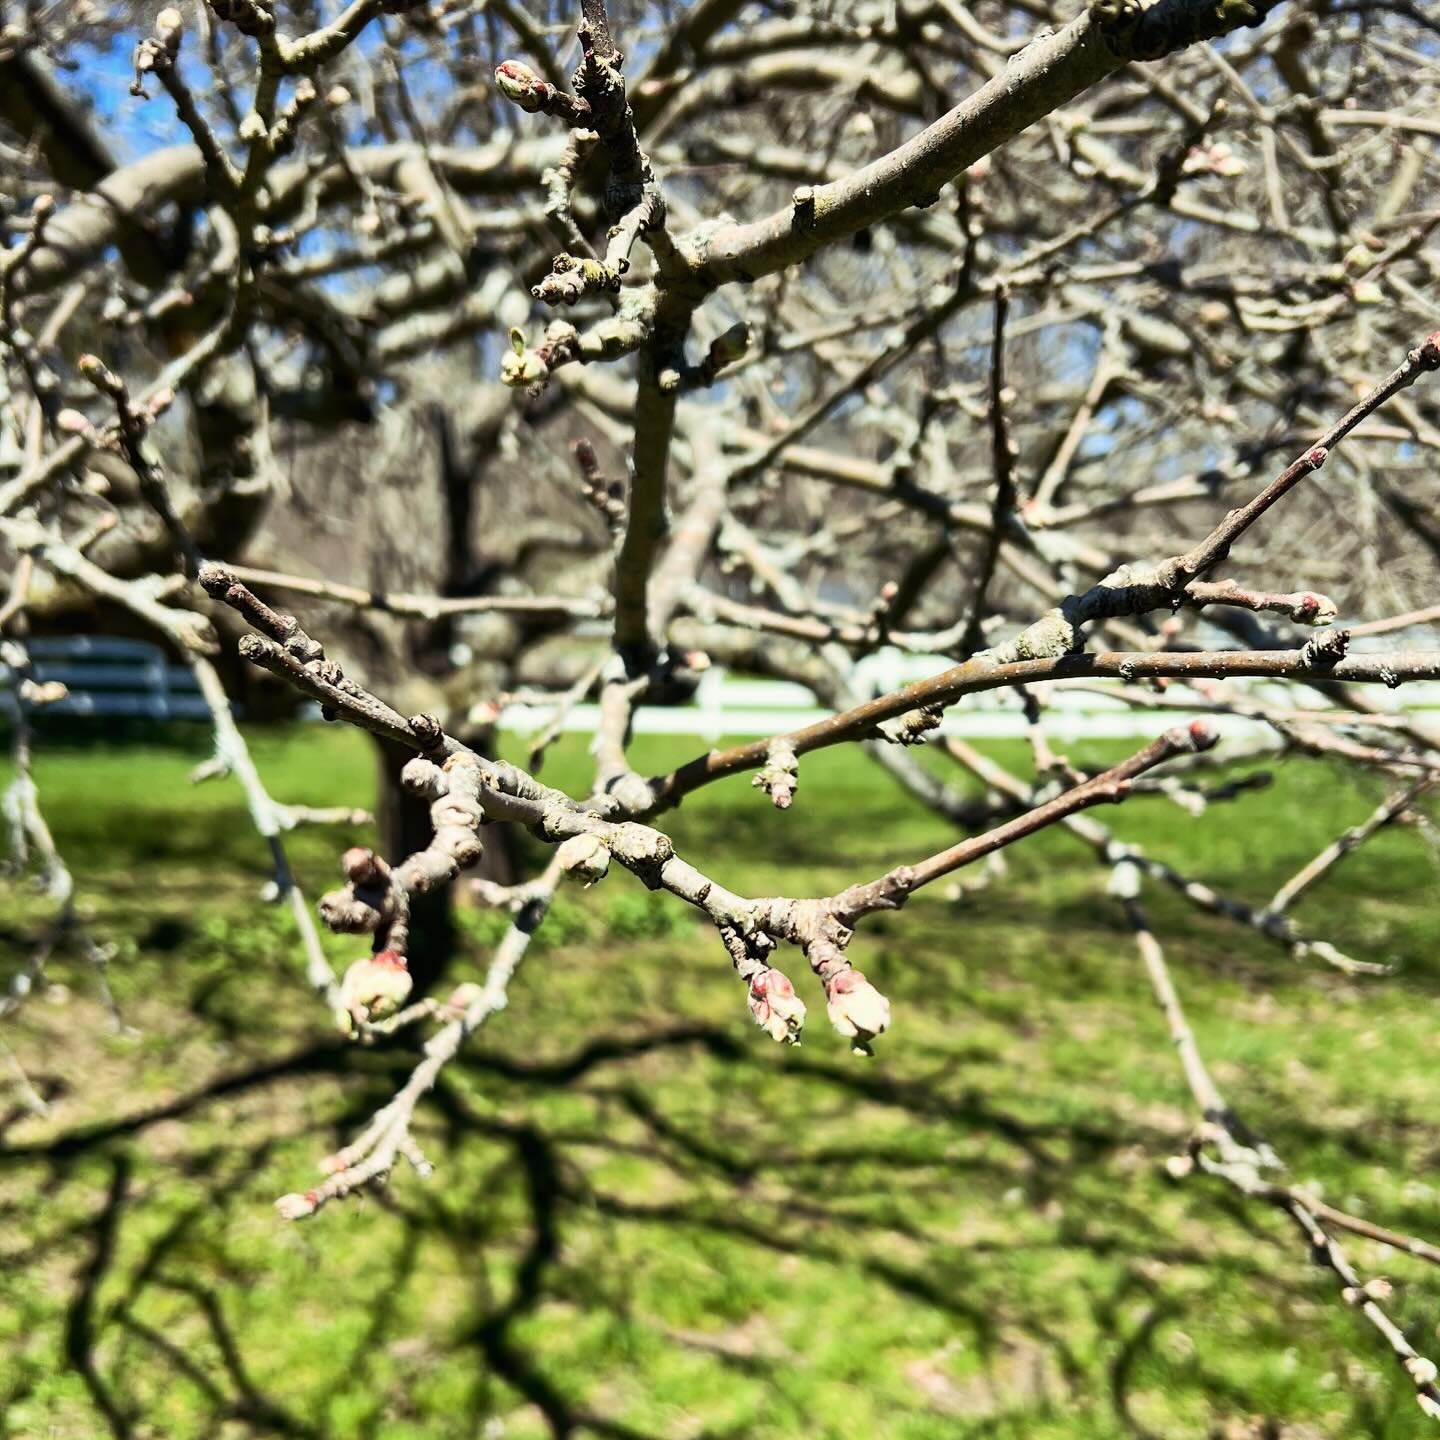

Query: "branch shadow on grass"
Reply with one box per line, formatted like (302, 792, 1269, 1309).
(7, 1003, 1419, 1438)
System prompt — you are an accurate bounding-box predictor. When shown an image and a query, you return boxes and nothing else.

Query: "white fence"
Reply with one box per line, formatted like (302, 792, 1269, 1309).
(497, 651, 1440, 743)
(8, 637, 1439, 742)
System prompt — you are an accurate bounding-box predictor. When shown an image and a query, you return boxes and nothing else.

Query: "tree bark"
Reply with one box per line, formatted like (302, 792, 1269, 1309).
(374, 730, 516, 994)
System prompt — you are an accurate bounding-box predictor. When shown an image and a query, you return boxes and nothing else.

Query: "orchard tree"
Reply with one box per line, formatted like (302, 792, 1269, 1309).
(4, 0, 1440, 1418)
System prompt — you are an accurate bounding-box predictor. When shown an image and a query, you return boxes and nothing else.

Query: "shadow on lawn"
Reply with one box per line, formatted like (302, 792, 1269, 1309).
(7, 999, 1415, 1439)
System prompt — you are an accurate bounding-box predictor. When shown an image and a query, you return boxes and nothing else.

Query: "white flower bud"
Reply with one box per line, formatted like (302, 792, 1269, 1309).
(825, 970, 890, 1046)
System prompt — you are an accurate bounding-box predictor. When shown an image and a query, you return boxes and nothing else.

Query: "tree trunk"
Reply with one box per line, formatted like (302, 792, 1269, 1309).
(374, 731, 516, 994)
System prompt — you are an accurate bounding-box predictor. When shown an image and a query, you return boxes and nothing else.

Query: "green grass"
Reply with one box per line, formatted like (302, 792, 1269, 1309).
(3, 723, 1439, 1439)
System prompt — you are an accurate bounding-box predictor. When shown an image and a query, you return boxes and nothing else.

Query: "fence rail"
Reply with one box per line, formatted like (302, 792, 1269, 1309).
(0, 636, 211, 721)
(7, 636, 1440, 741)
(498, 651, 1440, 743)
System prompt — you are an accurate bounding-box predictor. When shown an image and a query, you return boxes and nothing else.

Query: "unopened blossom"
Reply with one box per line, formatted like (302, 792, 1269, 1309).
(825, 969, 891, 1047)
(747, 967, 807, 1045)
(494, 60, 547, 112)
(274, 1191, 318, 1221)
(337, 949, 412, 1033)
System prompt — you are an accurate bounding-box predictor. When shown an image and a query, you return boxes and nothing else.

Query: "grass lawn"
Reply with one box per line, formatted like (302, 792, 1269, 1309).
(2, 721, 1438, 1439)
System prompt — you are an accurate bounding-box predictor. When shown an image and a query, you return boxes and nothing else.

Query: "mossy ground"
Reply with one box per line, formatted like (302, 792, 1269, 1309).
(2, 722, 1438, 1439)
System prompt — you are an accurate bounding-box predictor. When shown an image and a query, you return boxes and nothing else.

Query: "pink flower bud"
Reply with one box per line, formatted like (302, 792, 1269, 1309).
(825, 969, 891, 1045)
(747, 967, 807, 1045)
(275, 1190, 318, 1220)
(494, 60, 547, 112)
(337, 950, 412, 1033)
(1294, 592, 1338, 626)
(56, 408, 90, 435)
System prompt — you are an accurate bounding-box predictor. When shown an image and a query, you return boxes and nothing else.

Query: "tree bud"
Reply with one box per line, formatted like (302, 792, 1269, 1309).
(556, 831, 611, 885)
(825, 969, 891, 1046)
(747, 967, 806, 1045)
(337, 950, 412, 1033)
(275, 1191, 318, 1220)
(495, 60, 546, 112)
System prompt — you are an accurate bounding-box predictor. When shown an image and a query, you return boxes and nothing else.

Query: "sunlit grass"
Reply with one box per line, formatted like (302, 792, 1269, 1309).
(2, 722, 1438, 1438)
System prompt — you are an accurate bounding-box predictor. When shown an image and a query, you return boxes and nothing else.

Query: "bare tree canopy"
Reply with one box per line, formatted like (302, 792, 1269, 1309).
(5, 0, 1440, 1426)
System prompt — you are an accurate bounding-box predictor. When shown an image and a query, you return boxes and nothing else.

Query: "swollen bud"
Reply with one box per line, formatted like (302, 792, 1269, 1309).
(494, 60, 546, 112)
(341, 846, 387, 887)
(556, 831, 611, 886)
(336, 950, 412, 1034)
(1293, 591, 1339, 626)
(705, 321, 750, 371)
(825, 969, 891, 1051)
(275, 1191, 318, 1221)
(501, 328, 548, 388)
(747, 967, 807, 1045)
